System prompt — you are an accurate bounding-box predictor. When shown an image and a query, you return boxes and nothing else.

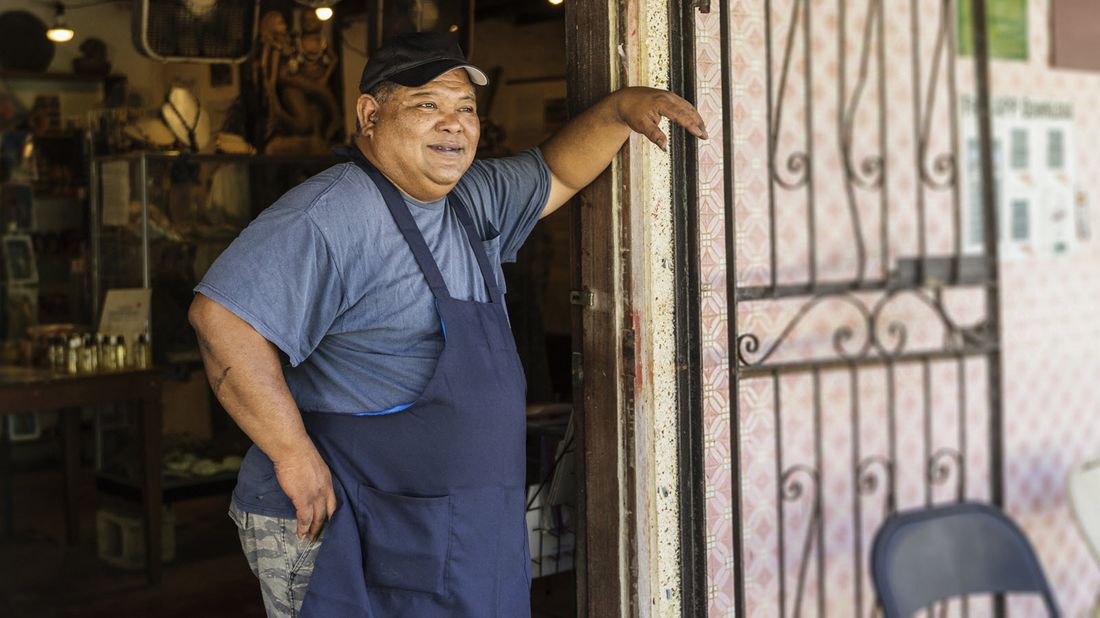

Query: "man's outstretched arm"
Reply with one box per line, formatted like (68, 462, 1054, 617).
(539, 86, 707, 218)
(188, 293, 336, 541)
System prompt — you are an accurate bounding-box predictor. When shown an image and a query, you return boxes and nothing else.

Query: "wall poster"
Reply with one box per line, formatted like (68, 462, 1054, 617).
(960, 94, 1083, 260)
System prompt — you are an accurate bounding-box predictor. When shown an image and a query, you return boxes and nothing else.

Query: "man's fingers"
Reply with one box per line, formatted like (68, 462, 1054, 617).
(642, 122, 668, 150)
(659, 97, 708, 139)
(296, 507, 312, 540)
(326, 488, 338, 519)
(625, 90, 708, 148)
(298, 502, 325, 541)
(307, 506, 326, 541)
(310, 492, 337, 541)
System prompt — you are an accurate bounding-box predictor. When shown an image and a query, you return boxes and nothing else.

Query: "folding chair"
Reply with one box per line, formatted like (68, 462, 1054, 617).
(871, 502, 1059, 617)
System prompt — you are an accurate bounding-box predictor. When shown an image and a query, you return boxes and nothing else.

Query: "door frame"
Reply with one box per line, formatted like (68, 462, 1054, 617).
(565, 0, 636, 615)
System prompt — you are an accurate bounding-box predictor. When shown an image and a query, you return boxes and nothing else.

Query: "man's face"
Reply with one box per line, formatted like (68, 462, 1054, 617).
(365, 69, 480, 199)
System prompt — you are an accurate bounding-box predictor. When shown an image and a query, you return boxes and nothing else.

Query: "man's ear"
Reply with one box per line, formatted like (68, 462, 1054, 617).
(356, 94, 380, 136)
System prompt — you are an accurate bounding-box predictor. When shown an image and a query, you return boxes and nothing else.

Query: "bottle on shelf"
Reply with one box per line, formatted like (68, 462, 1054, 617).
(115, 334, 127, 370)
(80, 334, 98, 373)
(49, 336, 66, 371)
(100, 335, 117, 371)
(135, 333, 151, 369)
(66, 335, 81, 375)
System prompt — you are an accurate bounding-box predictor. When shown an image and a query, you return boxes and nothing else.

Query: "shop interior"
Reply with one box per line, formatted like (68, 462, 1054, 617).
(0, 1, 577, 615)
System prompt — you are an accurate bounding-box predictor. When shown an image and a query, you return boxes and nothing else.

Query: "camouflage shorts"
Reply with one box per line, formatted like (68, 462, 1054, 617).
(229, 502, 325, 618)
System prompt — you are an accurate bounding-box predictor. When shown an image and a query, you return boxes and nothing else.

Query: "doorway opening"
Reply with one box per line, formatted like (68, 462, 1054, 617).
(473, 3, 576, 616)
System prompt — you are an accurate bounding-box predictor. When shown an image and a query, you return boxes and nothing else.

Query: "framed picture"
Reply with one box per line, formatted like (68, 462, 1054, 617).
(7, 413, 41, 442)
(1, 235, 37, 284)
(1, 182, 34, 231)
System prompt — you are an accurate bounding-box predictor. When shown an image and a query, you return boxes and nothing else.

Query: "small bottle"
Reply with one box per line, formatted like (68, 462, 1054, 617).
(49, 337, 65, 371)
(115, 334, 127, 370)
(55, 337, 67, 370)
(66, 335, 81, 374)
(135, 334, 151, 369)
(100, 335, 117, 371)
(80, 334, 98, 373)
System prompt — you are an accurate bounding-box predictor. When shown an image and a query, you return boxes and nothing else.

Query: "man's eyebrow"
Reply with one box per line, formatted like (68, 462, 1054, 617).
(408, 90, 476, 102)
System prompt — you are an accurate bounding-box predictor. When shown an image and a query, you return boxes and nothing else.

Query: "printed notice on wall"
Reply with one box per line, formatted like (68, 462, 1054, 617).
(101, 161, 130, 227)
(960, 95, 1082, 260)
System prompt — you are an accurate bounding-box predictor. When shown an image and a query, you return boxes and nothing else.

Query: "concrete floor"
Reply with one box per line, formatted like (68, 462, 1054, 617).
(0, 447, 574, 617)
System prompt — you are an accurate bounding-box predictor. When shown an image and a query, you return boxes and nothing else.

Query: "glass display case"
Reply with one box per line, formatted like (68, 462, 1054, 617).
(90, 151, 338, 365)
(89, 151, 337, 494)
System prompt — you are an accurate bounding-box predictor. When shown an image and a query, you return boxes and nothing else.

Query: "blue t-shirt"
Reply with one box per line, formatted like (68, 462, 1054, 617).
(198, 149, 550, 517)
(196, 148, 550, 414)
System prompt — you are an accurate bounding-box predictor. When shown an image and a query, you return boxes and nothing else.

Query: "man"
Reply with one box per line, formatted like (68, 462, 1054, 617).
(189, 32, 706, 617)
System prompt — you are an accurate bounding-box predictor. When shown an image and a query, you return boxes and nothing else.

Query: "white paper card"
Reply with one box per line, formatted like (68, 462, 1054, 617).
(98, 288, 151, 354)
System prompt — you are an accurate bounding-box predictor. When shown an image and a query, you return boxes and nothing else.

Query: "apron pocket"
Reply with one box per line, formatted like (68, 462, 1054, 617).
(356, 484, 452, 596)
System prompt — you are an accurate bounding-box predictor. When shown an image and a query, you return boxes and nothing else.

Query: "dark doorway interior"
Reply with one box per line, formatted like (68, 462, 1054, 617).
(0, 3, 577, 617)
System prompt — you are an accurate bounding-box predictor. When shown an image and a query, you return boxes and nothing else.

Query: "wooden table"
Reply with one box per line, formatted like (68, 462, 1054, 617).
(0, 366, 163, 583)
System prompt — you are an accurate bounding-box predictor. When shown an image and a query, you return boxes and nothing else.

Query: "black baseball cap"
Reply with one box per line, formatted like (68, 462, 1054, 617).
(359, 32, 488, 94)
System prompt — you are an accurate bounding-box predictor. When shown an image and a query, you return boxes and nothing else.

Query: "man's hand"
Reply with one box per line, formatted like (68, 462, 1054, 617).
(541, 86, 708, 217)
(274, 447, 338, 541)
(612, 87, 708, 151)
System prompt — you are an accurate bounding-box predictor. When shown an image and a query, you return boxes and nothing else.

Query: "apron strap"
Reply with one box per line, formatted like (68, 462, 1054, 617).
(448, 192, 505, 306)
(340, 147, 452, 300)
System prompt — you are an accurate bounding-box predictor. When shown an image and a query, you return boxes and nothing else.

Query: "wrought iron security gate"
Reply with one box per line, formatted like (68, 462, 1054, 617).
(672, 0, 1002, 615)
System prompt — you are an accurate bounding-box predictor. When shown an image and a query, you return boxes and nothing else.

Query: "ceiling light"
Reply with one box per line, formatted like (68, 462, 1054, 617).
(295, 0, 342, 21)
(548, 0, 563, 5)
(46, 3, 74, 43)
(184, 0, 217, 16)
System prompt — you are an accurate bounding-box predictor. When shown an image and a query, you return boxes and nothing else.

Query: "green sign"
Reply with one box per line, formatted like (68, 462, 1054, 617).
(957, 0, 1028, 61)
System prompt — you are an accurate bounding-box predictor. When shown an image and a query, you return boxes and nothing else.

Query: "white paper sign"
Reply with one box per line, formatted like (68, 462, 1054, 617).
(101, 161, 131, 227)
(960, 95, 1078, 259)
(98, 288, 151, 355)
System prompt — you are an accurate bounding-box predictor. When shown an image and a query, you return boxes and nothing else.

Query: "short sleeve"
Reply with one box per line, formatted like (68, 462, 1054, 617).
(194, 207, 345, 367)
(454, 147, 551, 262)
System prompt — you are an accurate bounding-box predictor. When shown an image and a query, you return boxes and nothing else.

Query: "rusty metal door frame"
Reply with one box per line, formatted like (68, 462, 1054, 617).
(670, 0, 709, 616)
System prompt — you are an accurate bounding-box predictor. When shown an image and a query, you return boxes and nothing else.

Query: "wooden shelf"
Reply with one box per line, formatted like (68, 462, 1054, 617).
(0, 70, 123, 84)
(33, 130, 82, 140)
(96, 470, 237, 503)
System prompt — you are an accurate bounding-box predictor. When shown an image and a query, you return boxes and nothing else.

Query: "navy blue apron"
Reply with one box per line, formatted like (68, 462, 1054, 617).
(298, 151, 531, 617)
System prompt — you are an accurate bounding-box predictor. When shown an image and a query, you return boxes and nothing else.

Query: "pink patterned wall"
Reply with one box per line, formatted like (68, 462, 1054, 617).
(696, 0, 1100, 616)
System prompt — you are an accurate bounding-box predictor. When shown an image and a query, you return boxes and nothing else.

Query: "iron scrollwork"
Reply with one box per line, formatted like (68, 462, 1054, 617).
(916, 0, 960, 191)
(737, 287, 990, 369)
(928, 448, 965, 500)
(769, 0, 812, 191)
(728, 0, 995, 614)
(839, 0, 886, 284)
(780, 465, 822, 618)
